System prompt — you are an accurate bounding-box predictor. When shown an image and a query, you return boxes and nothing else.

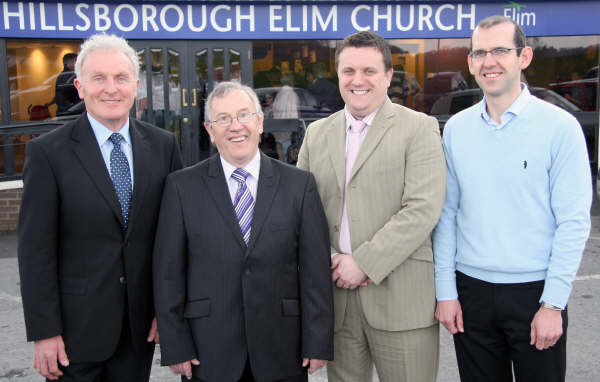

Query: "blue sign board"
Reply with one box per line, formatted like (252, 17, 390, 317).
(0, 1, 598, 39)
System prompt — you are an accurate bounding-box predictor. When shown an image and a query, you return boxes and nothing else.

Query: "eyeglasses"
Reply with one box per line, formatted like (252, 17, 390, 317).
(469, 47, 523, 61)
(210, 111, 258, 128)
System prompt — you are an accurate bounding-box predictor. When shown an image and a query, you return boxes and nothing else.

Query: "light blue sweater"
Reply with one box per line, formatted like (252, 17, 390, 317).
(433, 86, 592, 308)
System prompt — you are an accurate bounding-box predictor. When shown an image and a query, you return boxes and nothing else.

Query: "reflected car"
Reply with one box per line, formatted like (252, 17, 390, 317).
(430, 87, 599, 171)
(255, 87, 339, 124)
(423, 71, 469, 113)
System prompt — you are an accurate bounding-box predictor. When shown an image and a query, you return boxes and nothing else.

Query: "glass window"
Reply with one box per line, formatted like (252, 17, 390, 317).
(253, 40, 341, 165)
(7, 39, 83, 122)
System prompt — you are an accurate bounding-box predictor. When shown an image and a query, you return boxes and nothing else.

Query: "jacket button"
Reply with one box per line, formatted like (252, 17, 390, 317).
(119, 276, 126, 284)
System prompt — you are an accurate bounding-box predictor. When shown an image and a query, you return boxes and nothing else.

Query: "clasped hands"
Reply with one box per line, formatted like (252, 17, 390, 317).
(331, 253, 372, 289)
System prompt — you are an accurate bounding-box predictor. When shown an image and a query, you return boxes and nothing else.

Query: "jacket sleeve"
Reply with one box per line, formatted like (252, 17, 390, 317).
(153, 174, 197, 365)
(298, 172, 334, 360)
(18, 140, 63, 341)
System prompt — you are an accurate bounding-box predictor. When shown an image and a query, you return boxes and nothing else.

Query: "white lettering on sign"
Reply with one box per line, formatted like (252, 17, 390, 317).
(0, 2, 487, 36)
(114, 4, 137, 32)
(75, 4, 90, 31)
(3, 1, 24, 30)
(142, 5, 158, 32)
(161, 4, 184, 32)
(313, 5, 336, 32)
(236, 5, 254, 32)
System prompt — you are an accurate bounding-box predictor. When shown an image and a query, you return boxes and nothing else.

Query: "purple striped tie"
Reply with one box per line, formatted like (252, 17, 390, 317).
(232, 168, 255, 245)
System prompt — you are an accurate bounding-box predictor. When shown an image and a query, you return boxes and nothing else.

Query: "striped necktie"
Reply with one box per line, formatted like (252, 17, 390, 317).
(232, 168, 255, 245)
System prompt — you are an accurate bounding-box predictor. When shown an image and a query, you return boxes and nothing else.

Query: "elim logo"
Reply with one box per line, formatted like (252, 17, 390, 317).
(503, 1, 536, 26)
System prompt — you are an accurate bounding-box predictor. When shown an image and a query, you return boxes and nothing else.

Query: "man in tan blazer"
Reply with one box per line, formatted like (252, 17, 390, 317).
(297, 31, 446, 382)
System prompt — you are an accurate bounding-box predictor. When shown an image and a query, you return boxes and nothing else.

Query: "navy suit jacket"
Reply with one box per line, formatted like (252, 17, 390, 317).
(18, 113, 182, 362)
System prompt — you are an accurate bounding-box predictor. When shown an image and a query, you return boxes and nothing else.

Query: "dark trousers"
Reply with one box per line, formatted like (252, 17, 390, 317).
(187, 357, 308, 382)
(52, 310, 154, 382)
(454, 271, 567, 382)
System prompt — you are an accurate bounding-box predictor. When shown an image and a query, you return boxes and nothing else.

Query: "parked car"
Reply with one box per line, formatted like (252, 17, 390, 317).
(430, 87, 599, 172)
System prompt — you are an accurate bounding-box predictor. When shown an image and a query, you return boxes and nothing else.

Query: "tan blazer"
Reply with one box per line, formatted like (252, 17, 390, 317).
(297, 99, 446, 332)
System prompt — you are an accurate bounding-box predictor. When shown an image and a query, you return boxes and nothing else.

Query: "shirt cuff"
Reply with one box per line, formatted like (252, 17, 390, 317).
(539, 280, 571, 309)
(435, 278, 458, 301)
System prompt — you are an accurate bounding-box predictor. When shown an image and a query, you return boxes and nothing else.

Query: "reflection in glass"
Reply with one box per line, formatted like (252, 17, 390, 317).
(196, 49, 211, 160)
(252, 40, 341, 124)
(167, 49, 182, 144)
(7, 39, 81, 121)
(213, 48, 224, 86)
(229, 48, 241, 82)
(135, 49, 147, 121)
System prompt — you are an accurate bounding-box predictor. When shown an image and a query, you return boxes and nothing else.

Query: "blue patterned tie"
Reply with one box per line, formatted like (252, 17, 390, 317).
(232, 168, 254, 245)
(109, 133, 132, 230)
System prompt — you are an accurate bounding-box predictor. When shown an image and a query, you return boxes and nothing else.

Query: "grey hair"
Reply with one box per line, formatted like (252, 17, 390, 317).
(75, 34, 140, 80)
(204, 81, 263, 122)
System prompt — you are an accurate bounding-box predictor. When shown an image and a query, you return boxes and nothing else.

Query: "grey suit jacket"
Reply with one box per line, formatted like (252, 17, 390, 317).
(297, 98, 446, 331)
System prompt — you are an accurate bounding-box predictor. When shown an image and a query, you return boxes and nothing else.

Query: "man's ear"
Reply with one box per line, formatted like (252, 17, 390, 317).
(519, 46, 533, 70)
(204, 122, 214, 143)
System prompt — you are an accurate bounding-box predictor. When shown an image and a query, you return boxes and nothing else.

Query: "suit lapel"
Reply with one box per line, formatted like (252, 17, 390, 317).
(349, 99, 395, 183)
(246, 153, 279, 255)
(70, 115, 124, 228)
(205, 155, 247, 250)
(125, 120, 150, 238)
(325, 112, 347, 194)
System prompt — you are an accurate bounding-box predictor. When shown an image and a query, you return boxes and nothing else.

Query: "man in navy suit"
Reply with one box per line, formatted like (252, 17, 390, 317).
(18, 34, 182, 381)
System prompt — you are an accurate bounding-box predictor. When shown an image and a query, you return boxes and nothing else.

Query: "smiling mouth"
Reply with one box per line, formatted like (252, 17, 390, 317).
(351, 90, 369, 95)
(483, 72, 501, 78)
(230, 136, 247, 143)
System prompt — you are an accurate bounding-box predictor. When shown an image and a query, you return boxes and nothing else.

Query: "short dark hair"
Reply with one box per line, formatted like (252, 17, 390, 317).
(471, 15, 527, 54)
(335, 31, 392, 71)
(62, 53, 77, 66)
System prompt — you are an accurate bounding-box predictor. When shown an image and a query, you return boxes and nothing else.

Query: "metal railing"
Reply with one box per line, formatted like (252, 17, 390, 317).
(0, 120, 71, 180)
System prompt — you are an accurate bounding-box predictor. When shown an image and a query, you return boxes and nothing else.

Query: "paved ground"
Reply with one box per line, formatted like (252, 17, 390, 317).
(2, 195, 600, 381)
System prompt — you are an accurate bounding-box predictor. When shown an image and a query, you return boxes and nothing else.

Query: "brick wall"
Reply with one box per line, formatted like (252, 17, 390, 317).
(0, 181, 23, 232)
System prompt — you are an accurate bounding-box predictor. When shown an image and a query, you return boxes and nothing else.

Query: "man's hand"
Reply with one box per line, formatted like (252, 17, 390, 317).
(435, 300, 464, 334)
(530, 307, 563, 350)
(147, 317, 160, 344)
(33, 335, 69, 380)
(331, 254, 368, 289)
(302, 358, 328, 374)
(169, 359, 200, 380)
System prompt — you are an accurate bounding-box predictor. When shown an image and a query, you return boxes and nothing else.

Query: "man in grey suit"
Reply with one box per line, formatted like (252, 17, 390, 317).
(297, 31, 446, 382)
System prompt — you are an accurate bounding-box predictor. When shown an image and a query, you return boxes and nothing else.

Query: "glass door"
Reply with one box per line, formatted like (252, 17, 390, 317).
(186, 41, 252, 163)
(130, 40, 252, 166)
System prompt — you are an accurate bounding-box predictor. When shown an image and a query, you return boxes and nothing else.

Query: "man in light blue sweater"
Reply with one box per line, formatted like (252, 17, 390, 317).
(433, 15, 591, 382)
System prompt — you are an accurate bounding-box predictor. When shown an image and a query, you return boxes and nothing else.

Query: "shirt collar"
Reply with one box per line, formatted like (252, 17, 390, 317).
(87, 113, 131, 146)
(220, 149, 261, 181)
(344, 106, 380, 131)
(480, 83, 532, 128)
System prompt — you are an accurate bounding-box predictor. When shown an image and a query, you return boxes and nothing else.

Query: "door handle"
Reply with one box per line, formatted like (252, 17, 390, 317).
(182, 88, 188, 107)
(192, 88, 197, 107)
